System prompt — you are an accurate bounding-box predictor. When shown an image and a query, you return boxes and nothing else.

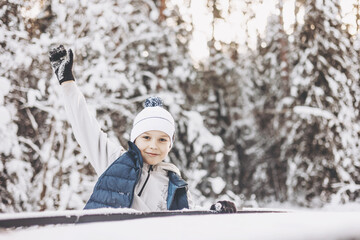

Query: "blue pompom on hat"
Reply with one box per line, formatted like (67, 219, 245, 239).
(130, 97, 175, 146)
(144, 97, 163, 107)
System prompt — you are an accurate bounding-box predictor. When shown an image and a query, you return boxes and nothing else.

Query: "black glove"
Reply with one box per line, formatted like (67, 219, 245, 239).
(210, 200, 237, 213)
(49, 45, 74, 84)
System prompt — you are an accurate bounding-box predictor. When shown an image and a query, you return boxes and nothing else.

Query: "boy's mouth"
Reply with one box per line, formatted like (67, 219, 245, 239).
(145, 152, 159, 157)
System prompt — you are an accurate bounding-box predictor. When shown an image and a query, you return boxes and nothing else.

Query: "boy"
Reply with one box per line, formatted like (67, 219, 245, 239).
(49, 45, 236, 212)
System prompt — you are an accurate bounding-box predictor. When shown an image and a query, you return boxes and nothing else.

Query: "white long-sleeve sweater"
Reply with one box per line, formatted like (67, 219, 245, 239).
(61, 81, 192, 211)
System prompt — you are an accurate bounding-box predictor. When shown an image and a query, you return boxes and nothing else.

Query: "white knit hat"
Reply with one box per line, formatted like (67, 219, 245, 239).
(130, 97, 175, 146)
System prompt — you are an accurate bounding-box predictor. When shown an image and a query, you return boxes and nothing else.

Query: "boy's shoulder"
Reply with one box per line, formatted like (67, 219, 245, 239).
(156, 162, 181, 176)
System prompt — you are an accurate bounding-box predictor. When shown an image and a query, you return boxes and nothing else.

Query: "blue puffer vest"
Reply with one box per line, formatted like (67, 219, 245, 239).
(84, 141, 189, 210)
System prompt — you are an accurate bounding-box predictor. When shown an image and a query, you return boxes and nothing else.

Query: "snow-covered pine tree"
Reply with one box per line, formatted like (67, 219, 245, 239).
(251, 3, 290, 203)
(0, 1, 33, 212)
(221, 48, 260, 205)
(0, 0, 100, 212)
(1, 0, 230, 212)
(187, 0, 263, 205)
(218, 0, 269, 205)
(192, 41, 239, 201)
(281, 0, 360, 206)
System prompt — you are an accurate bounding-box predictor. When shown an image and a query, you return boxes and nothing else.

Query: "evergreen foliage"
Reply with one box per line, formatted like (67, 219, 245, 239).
(1, 0, 360, 212)
(281, 0, 360, 206)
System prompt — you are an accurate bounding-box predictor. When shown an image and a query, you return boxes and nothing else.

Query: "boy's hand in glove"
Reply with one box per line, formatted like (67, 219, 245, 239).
(210, 200, 237, 213)
(49, 45, 74, 84)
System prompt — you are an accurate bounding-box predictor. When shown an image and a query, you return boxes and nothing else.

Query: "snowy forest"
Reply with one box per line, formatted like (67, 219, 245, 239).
(1, 0, 360, 213)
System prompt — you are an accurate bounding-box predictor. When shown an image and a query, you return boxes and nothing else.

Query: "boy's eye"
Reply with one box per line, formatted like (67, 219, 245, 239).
(160, 138, 168, 142)
(142, 136, 150, 140)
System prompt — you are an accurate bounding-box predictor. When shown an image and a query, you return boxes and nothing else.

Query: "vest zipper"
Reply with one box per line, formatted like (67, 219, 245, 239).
(138, 165, 153, 197)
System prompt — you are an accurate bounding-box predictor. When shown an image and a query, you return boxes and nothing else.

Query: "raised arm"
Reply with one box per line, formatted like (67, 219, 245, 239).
(49, 45, 125, 175)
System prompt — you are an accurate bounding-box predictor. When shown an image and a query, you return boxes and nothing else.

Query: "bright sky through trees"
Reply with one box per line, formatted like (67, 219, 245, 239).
(188, 0, 358, 62)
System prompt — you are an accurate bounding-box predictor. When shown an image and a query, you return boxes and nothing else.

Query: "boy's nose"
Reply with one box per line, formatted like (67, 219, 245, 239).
(149, 140, 158, 149)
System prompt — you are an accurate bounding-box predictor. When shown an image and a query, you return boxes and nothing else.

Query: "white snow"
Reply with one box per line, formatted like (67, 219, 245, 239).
(0, 208, 138, 220)
(183, 111, 224, 155)
(293, 106, 335, 120)
(208, 177, 226, 194)
(2, 210, 360, 240)
(0, 77, 10, 105)
(0, 107, 11, 125)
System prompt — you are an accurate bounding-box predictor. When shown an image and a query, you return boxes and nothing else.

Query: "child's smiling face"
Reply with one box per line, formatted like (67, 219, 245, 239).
(134, 130, 172, 165)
